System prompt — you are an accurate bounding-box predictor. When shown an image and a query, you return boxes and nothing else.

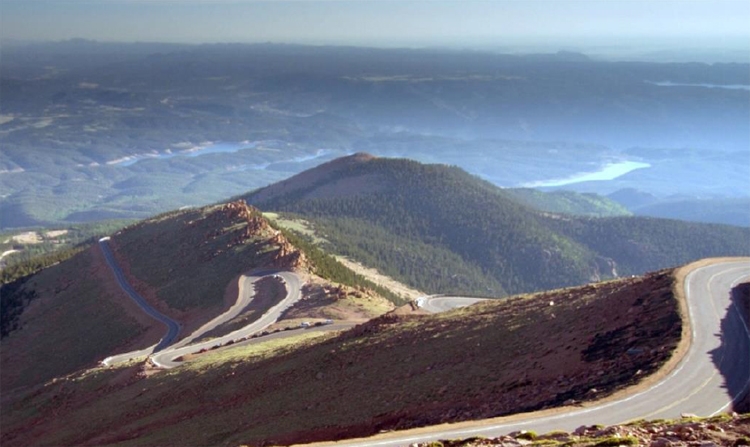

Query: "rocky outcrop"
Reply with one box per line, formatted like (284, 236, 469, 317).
(269, 234, 307, 270)
(409, 414, 749, 447)
(197, 201, 308, 271)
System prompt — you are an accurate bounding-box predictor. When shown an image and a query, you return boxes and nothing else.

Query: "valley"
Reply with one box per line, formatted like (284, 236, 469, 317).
(1, 42, 748, 228)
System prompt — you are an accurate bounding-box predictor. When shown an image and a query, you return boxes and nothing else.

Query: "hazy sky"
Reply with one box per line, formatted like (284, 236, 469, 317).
(2, 0, 749, 49)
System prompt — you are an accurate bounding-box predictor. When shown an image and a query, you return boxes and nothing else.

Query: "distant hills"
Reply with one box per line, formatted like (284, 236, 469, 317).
(247, 154, 750, 296)
(1, 42, 747, 228)
(607, 188, 750, 227)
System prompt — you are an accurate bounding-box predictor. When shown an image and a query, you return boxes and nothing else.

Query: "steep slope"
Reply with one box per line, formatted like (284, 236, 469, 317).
(1, 269, 683, 446)
(247, 154, 750, 295)
(0, 245, 158, 391)
(0, 200, 395, 392)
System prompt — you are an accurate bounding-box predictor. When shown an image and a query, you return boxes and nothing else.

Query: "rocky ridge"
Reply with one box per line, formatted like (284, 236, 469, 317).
(205, 201, 308, 270)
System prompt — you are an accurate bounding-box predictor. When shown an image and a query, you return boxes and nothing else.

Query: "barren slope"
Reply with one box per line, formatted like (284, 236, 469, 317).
(0, 246, 160, 392)
(1, 200, 396, 394)
(2, 269, 681, 446)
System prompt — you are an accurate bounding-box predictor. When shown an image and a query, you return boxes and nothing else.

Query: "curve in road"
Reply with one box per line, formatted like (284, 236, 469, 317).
(150, 271, 303, 368)
(310, 259, 750, 447)
(420, 296, 487, 313)
(99, 238, 180, 364)
(100, 237, 305, 369)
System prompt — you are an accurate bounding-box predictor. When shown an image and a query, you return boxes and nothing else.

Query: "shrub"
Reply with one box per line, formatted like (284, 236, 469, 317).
(516, 431, 538, 440)
(593, 435, 638, 446)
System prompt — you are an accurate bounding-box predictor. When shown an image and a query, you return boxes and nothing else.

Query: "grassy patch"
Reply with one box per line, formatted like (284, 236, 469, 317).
(264, 212, 328, 244)
(516, 431, 538, 440)
(593, 436, 639, 446)
(178, 331, 332, 373)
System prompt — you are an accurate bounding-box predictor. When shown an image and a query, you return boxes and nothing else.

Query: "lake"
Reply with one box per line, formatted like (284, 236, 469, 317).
(521, 160, 651, 188)
(646, 81, 750, 91)
(111, 141, 258, 167)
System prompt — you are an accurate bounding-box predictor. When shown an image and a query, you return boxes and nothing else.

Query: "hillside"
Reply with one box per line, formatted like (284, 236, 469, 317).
(503, 188, 631, 217)
(247, 154, 750, 296)
(0, 200, 395, 392)
(1, 269, 683, 446)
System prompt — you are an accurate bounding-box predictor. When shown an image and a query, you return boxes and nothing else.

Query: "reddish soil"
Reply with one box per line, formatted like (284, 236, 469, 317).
(1, 269, 685, 447)
(90, 245, 164, 350)
(106, 240, 209, 339)
(0, 246, 157, 392)
(281, 279, 394, 321)
(264, 271, 682, 446)
(198, 275, 288, 340)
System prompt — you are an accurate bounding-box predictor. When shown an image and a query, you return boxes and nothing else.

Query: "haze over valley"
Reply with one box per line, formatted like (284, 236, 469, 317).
(1, 40, 749, 228)
(2, 1, 750, 446)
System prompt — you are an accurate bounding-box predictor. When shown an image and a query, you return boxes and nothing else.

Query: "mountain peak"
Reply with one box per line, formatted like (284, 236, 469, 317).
(248, 152, 381, 204)
(339, 152, 377, 164)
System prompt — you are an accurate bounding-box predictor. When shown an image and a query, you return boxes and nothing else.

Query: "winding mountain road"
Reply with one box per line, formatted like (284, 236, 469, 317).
(99, 238, 304, 369)
(150, 271, 303, 368)
(99, 238, 180, 362)
(313, 259, 750, 447)
(101, 241, 749, 444)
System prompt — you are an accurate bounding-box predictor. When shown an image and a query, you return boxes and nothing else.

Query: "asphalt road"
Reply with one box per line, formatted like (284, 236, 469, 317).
(420, 296, 487, 313)
(150, 271, 303, 368)
(100, 239, 305, 368)
(314, 259, 750, 447)
(169, 271, 298, 350)
(99, 238, 180, 365)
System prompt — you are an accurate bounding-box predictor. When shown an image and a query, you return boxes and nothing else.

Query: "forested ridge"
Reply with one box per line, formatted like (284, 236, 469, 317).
(247, 155, 750, 295)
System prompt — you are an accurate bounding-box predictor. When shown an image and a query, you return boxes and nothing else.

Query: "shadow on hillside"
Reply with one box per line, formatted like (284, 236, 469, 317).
(709, 282, 750, 413)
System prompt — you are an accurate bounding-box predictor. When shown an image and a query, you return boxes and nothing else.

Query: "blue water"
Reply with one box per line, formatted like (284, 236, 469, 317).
(521, 160, 651, 188)
(646, 81, 750, 91)
(113, 141, 257, 167)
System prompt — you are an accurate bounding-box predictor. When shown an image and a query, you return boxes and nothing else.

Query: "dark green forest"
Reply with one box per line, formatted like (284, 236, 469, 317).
(247, 156, 750, 295)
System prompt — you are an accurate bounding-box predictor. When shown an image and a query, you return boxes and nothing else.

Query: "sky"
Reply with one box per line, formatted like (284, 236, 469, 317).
(1, 0, 749, 51)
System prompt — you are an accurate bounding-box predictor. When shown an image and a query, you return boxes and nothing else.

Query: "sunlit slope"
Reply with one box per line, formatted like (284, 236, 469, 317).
(247, 154, 750, 295)
(0, 202, 306, 391)
(110, 202, 307, 312)
(0, 200, 397, 391)
(1, 270, 681, 446)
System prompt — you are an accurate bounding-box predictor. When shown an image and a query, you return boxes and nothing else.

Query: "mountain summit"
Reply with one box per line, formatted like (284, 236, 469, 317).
(247, 154, 750, 296)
